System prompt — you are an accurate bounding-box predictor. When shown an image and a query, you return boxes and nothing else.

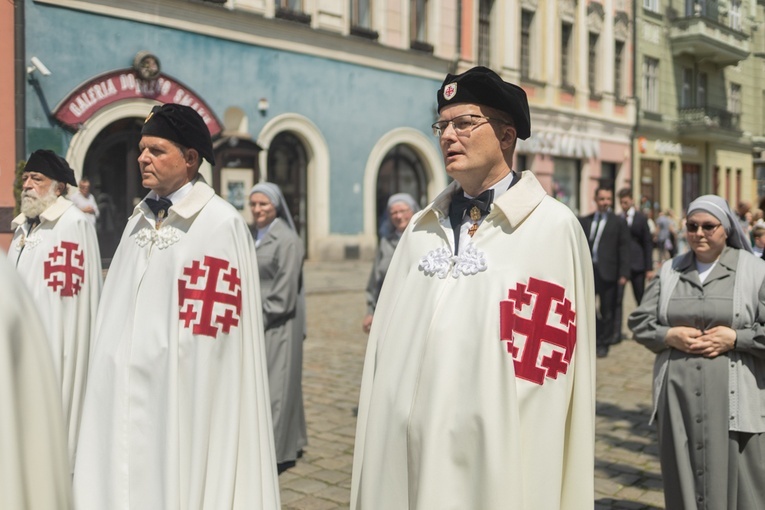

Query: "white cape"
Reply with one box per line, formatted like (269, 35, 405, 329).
(351, 171, 596, 509)
(0, 251, 73, 509)
(10, 196, 102, 469)
(73, 178, 280, 509)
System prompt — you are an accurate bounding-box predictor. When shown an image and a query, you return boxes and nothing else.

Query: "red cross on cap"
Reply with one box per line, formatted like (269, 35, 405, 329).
(444, 83, 458, 101)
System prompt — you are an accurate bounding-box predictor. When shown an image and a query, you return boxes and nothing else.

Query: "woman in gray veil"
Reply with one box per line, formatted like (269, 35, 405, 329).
(249, 182, 307, 473)
(629, 195, 765, 509)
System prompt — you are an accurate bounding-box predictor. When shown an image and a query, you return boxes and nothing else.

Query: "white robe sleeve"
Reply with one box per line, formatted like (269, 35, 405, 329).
(0, 253, 73, 510)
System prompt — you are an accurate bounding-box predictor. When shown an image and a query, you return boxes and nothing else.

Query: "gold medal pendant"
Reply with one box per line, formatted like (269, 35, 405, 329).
(468, 205, 483, 237)
(155, 209, 165, 230)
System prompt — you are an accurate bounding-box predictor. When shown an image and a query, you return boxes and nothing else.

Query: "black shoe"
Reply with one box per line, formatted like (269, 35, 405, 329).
(596, 345, 609, 358)
(277, 460, 296, 474)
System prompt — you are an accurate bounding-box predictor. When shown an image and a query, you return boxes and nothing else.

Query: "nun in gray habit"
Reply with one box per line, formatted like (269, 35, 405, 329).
(629, 195, 765, 509)
(249, 182, 307, 473)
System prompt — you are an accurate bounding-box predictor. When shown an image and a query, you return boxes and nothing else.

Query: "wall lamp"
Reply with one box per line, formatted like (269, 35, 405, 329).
(258, 97, 269, 116)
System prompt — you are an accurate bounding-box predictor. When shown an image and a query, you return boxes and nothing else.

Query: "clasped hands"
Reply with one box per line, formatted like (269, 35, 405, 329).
(665, 326, 736, 358)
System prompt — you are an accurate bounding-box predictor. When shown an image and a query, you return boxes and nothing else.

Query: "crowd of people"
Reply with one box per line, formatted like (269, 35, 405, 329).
(4, 66, 765, 510)
(5, 105, 287, 508)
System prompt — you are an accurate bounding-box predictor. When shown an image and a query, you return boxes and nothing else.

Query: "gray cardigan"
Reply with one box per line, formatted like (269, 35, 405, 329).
(628, 246, 765, 433)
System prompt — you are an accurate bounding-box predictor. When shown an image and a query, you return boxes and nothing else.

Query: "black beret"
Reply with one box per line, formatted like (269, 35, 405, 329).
(141, 103, 216, 165)
(436, 66, 531, 140)
(25, 149, 77, 186)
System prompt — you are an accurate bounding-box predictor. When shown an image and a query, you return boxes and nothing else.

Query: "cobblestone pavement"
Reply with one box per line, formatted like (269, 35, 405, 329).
(282, 260, 665, 509)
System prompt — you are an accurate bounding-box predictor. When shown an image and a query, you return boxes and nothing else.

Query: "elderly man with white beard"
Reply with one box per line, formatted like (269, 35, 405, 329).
(10, 149, 102, 473)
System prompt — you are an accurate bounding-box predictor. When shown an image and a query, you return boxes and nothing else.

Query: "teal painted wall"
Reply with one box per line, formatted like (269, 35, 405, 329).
(25, 0, 443, 234)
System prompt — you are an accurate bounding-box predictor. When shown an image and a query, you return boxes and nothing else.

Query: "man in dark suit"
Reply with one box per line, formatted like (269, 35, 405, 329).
(580, 187, 630, 358)
(614, 188, 654, 345)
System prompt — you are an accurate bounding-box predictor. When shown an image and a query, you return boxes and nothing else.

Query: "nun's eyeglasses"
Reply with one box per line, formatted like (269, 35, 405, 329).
(686, 221, 721, 234)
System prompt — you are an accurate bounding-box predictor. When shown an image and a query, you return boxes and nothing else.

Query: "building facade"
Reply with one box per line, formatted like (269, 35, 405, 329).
(10, 0, 636, 258)
(0, 0, 18, 251)
(484, 0, 637, 215)
(17, 0, 461, 260)
(634, 0, 762, 217)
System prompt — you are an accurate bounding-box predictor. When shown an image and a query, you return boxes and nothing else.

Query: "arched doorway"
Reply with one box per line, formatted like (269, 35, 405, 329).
(375, 144, 428, 237)
(267, 132, 308, 249)
(82, 117, 144, 262)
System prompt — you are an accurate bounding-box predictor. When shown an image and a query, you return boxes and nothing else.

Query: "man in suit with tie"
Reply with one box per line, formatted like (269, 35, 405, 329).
(614, 188, 654, 342)
(580, 187, 630, 357)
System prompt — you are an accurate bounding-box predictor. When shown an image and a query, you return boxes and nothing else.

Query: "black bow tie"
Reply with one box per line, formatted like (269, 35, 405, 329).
(145, 197, 173, 218)
(26, 216, 40, 229)
(449, 189, 494, 225)
(449, 189, 494, 255)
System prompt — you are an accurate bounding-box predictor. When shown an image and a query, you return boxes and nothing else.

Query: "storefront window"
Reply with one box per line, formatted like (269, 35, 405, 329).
(640, 159, 661, 213)
(756, 165, 765, 209)
(552, 157, 581, 214)
(682, 163, 700, 213)
(601, 162, 617, 196)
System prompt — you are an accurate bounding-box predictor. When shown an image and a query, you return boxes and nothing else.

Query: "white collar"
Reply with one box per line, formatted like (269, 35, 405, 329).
(462, 171, 516, 201)
(148, 179, 195, 204)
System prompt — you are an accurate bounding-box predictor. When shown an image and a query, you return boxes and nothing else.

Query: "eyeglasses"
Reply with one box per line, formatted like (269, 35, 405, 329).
(431, 114, 507, 137)
(686, 221, 722, 234)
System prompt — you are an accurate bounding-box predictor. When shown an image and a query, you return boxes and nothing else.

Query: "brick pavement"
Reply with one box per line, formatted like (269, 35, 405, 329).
(283, 260, 665, 509)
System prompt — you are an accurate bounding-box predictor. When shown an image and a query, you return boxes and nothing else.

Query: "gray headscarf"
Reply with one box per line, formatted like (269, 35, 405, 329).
(386, 193, 420, 213)
(380, 193, 420, 237)
(686, 194, 752, 253)
(249, 182, 296, 231)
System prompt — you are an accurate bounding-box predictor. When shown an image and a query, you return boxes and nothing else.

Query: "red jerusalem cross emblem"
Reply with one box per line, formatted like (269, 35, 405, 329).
(178, 256, 243, 338)
(499, 277, 577, 385)
(44, 241, 85, 297)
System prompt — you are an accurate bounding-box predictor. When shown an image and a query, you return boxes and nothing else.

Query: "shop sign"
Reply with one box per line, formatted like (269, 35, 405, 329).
(53, 69, 222, 136)
(517, 130, 600, 159)
(654, 139, 698, 157)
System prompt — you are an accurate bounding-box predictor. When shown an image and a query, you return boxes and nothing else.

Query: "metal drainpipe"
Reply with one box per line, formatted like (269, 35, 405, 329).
(15, 0, 26, 160)
(451, 0, 462, 74)
(630, 0, 639, 195)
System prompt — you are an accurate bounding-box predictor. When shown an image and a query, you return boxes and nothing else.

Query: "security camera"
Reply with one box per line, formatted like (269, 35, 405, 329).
(27, 56, 52, 77)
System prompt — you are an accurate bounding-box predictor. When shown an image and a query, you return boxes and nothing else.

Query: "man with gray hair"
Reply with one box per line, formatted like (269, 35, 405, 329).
(73, 104, 279, 509)
(9, 149, 102, 471)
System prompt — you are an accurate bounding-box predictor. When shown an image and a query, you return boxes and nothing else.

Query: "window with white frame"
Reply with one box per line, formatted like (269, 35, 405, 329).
(351, 0, 372, 28)
(614, 40, 624, 100)
(729, 82, 742, 114)
(411, 0, 429, 43)
(730, 0, 742, 31)
(561, 22, 573, 88)
(588, 32, 599, 95)
(643, 57, 659, 112)
(681, 68, 692, 107)
(279, 0, 304, 11)
(697, 73, 707, 107)
(521, 10, 534, 79)
(643, 0, 659, 13)
(478, 0, 494, 66)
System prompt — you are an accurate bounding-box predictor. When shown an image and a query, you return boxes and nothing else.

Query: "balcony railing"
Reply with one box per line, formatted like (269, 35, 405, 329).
(667, 9, 750, 65)
(678, 106, 741, 133)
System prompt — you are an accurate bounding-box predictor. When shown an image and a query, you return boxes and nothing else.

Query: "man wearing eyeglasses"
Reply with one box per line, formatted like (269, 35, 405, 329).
(351, 67, 596, 510)
(73, 104, 280, 509)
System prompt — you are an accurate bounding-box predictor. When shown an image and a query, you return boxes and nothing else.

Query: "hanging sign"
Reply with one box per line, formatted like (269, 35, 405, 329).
(53, 69, 222, 136)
